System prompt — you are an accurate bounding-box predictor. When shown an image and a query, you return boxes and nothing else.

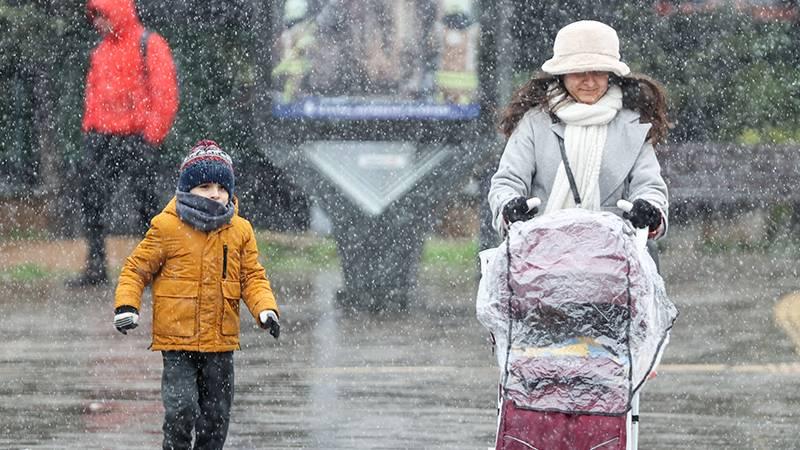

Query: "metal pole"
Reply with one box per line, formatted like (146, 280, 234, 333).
(495, 0, 515, 110)
(631, 390, 640, 450)
(477, 0, 515, 253)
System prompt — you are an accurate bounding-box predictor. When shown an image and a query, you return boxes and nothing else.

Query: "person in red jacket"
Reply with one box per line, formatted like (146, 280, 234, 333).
(70, 0, 178, 287)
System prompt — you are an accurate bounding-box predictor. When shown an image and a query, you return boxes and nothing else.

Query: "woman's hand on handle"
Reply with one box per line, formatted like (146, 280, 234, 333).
(502, 197, 540, 225)
(618, 199, 655, 250)
(619, 199, 661, 230)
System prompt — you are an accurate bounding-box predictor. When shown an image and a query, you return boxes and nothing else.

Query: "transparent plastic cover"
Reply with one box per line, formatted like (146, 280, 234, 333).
(477, 208, 677, 415)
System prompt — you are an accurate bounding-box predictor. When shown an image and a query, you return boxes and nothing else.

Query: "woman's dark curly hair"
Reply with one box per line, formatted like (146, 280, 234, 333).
(498, 72, 671, 145)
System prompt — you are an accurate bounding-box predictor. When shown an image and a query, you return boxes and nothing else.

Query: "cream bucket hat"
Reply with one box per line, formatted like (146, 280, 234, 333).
(541, 20, 630, 77)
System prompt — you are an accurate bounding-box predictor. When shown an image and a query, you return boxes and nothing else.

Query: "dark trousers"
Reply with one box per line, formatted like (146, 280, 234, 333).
(78, 133, 159, 277)
(161, 351, 234, 450)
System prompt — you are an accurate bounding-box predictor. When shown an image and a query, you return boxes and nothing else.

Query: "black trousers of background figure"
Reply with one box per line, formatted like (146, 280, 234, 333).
(161, 351, 234, 450)
(78, 132, 159, 278)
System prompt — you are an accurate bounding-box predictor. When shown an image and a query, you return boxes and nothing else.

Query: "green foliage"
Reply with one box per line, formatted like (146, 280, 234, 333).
(139, 1, 266, 167)
(258, 236, 339, 270)
(0, 1, 90, 181)
(510, 1, 800, 143)
(255, 233, 479, 273)
(421, 237, 477, 270)
(0, 263, 51, 282)
(0, 0, 266, 187)
(625, 6, 800, 143)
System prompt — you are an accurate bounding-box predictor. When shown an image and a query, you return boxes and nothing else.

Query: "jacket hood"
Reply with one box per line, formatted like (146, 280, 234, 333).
(87, 0, 141, 38)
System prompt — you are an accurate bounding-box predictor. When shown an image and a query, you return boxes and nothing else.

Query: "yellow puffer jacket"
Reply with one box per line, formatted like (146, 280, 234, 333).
(114, 197, 279, 352)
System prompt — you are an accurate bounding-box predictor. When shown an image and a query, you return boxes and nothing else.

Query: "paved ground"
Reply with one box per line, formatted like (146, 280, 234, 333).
(1, 224, 800, 449)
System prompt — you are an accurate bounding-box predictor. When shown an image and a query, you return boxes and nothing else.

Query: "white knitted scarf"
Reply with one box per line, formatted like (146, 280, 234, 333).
(545, 84, 623, 214)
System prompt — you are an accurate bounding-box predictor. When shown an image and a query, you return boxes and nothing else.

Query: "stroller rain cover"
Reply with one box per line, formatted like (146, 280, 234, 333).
(477, 208, 678, 415)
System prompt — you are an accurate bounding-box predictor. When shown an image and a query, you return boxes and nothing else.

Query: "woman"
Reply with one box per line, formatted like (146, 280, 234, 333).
(488, 20, 669, 239)
(485, 21, 672, 449)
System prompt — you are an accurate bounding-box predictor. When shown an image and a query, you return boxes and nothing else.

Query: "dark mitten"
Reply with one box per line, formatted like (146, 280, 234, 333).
(259, 310, 280, 339)
(502, 196, 537, 225)
(114, 305, 139, 335)
(623, 199, 661, 230)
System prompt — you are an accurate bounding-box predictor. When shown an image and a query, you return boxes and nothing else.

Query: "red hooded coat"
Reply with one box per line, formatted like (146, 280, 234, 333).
(83, 0, 178, 145)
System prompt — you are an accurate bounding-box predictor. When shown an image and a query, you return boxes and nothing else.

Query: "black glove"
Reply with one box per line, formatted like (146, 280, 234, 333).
(259, 310, 280, 339)
(623, 199, 661, 230)
(114, 305, 139, 335)
(502, 196, 538, 225)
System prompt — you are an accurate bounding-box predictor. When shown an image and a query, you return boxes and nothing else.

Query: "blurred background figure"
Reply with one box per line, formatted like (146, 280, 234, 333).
(272, 0, 316, 103)
(70, 0, 178, 287)
(435, 0, 479, 104)
(307, 0, 438, 99)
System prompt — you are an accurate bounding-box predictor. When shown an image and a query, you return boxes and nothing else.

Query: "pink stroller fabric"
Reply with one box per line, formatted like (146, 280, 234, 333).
(477, 208, 677, 415)
(495, 400, 627, 450)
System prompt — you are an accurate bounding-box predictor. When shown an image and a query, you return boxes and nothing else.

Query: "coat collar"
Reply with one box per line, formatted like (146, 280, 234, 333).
(548, 109, 651, 204)
(87, 0, 142, 41)
(599, 110, 651, 204)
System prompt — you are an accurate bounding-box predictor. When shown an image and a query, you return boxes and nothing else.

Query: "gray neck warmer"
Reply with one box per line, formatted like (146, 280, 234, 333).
(175, 191, 235, 232)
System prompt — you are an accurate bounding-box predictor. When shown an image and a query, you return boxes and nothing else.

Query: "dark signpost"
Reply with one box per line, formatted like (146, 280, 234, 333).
(256, 0, 512, 307)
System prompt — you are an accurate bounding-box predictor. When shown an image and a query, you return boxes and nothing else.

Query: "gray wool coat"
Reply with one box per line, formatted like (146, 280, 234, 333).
(488, 108, 669, 236)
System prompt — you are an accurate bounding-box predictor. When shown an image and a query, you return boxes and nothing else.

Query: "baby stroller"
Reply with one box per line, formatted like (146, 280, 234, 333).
(477, 203, 677, 450)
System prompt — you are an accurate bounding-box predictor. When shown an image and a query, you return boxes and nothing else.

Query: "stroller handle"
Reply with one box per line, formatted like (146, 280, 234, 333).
(526, 197, 542, 211)
(616, 199, 634, 212)
(616, 199, 648, 250)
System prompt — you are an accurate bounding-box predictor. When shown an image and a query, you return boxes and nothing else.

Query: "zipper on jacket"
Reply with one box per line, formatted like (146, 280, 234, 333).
(222, 244, 228, 279)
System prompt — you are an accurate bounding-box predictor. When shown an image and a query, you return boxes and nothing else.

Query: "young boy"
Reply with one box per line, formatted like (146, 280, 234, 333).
(112, 139, 280, 448)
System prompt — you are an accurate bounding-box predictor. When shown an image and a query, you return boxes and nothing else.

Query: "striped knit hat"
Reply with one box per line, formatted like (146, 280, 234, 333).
(177, 140, 235, 196)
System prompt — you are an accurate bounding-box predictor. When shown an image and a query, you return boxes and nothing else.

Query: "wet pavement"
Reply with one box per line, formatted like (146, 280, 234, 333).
(2, 224, 800, 449)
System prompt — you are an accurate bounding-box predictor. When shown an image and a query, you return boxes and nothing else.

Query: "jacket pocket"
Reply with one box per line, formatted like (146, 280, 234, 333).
(152, 279, 199, 337)
(221, 281, 241, 336)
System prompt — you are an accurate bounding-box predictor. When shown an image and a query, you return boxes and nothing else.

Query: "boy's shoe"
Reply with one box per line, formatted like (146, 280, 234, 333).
(65, 272, 109, 288)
